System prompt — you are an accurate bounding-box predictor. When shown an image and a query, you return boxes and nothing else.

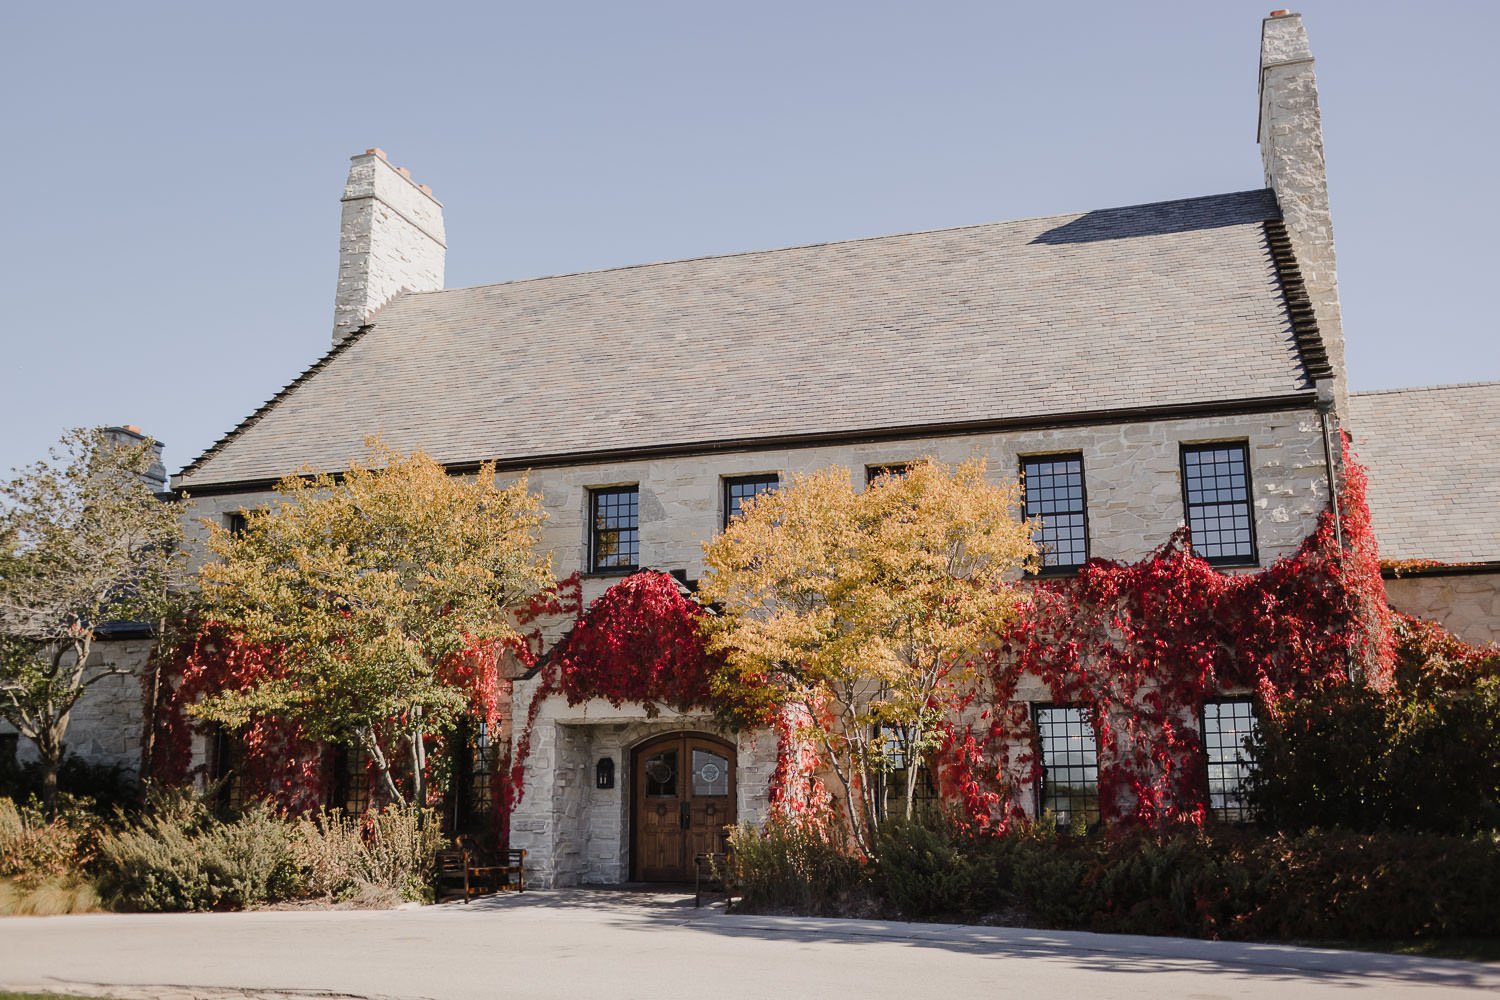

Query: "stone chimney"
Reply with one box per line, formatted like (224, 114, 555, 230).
(332, 148, 445, 345)
(1259, 11, 1347, 416)
(103, 425, 167, 494)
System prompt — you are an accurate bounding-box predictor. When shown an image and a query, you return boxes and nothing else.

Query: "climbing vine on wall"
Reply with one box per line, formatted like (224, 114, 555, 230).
(144, 625, 330, 813)
(146, 622, 523, 816)
(939, 438, 1394, 833)
(505, 571, 724, 811)
(145, 440, 1400, 843)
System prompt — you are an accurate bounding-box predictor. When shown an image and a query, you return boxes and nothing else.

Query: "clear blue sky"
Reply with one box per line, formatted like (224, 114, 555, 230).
(1, 1, 1495, 479)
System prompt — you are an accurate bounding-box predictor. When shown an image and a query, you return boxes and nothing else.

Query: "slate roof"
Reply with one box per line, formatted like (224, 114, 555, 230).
(177, 189, 1317, 490)
(1348, 382, 1500, 565)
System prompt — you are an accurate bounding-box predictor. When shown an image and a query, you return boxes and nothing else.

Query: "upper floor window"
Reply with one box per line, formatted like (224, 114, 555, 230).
(1180, 443, 1258, 565)
(224, 512, 249, 536)
(865, 463, 911, 486)
(589, 486, 639, 573)
(723, 474, 779, 528)
(1203, 700, 1260, 823)
(1034, 704, 1100, 829)
(1021, 454, 1089, 571)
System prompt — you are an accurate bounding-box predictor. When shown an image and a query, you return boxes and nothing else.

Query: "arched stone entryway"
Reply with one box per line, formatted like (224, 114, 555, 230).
(631, 732, 737, 881)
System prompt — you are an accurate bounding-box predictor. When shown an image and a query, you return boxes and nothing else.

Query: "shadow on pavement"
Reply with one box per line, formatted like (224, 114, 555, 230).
(446, 887, 1500, 993)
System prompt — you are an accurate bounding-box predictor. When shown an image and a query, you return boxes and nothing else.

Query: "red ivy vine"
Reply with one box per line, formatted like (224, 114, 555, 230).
(144, 440, 1410, 844)
(145, 626, 330, 813)
(940, 438, 1395, 833)
(505, 571, 722, 810)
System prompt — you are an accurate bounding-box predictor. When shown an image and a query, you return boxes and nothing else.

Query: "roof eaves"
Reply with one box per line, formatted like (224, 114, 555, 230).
(174, 324, 375, 487)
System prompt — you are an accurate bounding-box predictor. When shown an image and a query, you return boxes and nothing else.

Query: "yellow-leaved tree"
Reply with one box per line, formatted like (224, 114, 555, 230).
(192, 443, 551, 808)
(699, 459, 1036, 855)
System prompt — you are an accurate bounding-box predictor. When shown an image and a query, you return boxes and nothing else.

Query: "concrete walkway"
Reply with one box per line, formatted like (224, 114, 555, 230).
(2, 889, 1497, 1000)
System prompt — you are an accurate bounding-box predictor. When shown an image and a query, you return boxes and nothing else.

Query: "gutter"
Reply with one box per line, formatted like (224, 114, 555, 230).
(173, 391, 1319, 498)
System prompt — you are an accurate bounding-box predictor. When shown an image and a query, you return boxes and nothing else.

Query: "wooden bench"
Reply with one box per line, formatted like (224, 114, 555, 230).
(468, 848, 526, 896)
(436, 840, 526, 902)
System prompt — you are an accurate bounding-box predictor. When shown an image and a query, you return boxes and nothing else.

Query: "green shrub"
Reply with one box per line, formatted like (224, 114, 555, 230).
(97, 789, 297, 911)
(292, 807, 443, 903)
(1251, 619, 1500, 835)
(968, 827, 1500, 941)
(874, 817, 978, 920)
(727, 818, 869, 916)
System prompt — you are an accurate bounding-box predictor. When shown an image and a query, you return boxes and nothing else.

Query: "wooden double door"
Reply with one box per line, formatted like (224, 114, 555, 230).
(633, 733, 736, 882)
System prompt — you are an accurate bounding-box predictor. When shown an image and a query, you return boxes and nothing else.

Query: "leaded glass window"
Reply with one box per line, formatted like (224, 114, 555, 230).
(1022, 454, 1088, 571)
(691, 748, 730, 797)
(865, 463, 911, 485)
(589, 486, 639, 572)
(1035, 705, 1099, 828)
(1181, 443, 1257, 565)
(469, 719, 495, 818)
(1204, 700, 1260, 823)
(723, 474, 779, 528)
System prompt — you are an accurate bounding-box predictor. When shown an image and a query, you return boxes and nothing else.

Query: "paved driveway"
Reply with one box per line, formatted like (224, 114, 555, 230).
(2, 889, 1497, 1000)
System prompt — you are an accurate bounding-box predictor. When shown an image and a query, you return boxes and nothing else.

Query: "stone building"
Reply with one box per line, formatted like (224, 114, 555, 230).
(1351, 383, 1500, 646)
(0, 426, 168, 781)
(10, 13, 1494, 884)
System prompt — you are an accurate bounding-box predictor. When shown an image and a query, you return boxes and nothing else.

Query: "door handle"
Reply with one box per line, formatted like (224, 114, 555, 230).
(680, 800, 691, 830)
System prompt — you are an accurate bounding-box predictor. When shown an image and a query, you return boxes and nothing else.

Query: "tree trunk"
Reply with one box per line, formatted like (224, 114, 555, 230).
(408, 710, 427, 809)
(358, 726, 406, 808)
(36, 730, 62, 819)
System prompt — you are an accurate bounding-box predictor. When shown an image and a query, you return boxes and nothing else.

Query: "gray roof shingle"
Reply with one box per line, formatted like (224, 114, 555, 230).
(177, 189, 1312, 489)
(1349, 382, 1500, 565)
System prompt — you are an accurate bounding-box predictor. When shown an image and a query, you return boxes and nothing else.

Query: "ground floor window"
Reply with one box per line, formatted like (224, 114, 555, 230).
(467, 719, 497, 819)
(1203, 699, 1260, 822)
(209, 727, 245, 813)
(1034, 704, 1099, 828)
(873, 725, 939, 821)
(330, 745, 370, 814)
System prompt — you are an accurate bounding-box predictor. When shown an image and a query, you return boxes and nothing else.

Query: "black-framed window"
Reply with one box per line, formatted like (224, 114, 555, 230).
(876, 728, 940, 821)
(1203, 700, 1260, 823)
(330, 745, 370, 815)
(1181, 443, 1257, 565)
(1034, 705, 1100, 828)
(865, 463, 911, 485)
(225, 512, 249, 536)
(589, 486, 639, 573)
(1021, 454, 1089, 571)
(723, 474, 779, 528)
(210, 727, 245, 814)
(468, 718, 496, 820)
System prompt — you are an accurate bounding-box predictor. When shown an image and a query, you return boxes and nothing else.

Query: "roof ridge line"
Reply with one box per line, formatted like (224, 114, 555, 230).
(416, 189, 1276, 296)
(1352, 380, 1500, 398)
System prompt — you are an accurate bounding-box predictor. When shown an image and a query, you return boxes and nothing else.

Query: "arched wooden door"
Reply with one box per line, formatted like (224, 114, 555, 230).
(633, 733, 736, 882)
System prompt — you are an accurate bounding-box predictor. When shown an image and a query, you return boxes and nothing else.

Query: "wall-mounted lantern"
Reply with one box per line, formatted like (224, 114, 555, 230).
(596, 756, 615, 790)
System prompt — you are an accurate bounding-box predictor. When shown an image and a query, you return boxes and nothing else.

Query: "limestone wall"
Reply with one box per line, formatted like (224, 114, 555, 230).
(506, 686, 772, 887)
(1384, 573, 1500, 647)
(183, 407, 1331, 644)
(521, 406, 1329, 597)
(0, 637, 153, 777)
